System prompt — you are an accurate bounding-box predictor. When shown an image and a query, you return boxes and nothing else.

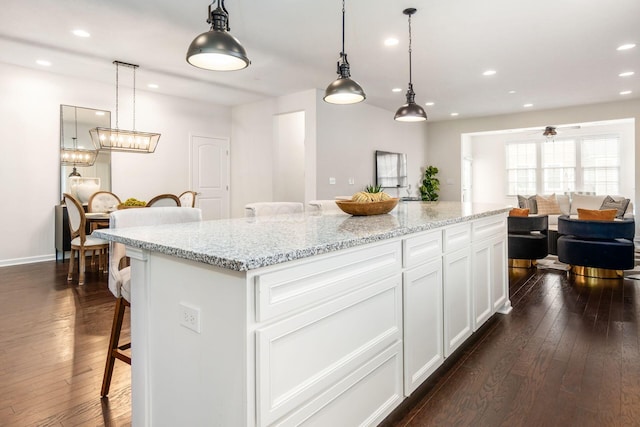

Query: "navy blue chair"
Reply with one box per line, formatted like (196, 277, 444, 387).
(557, 215, 635, 278)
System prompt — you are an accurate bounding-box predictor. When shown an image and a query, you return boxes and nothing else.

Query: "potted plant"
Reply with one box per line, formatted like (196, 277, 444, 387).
(420, 166, 440, 201)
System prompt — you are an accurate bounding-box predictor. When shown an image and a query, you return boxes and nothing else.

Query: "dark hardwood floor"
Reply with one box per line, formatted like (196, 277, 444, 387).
(1, 260, 639, 426)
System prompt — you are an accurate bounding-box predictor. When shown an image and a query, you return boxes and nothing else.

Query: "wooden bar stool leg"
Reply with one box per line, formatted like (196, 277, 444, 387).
(78, 248, 86, 285)
(101, 297, 130, 397)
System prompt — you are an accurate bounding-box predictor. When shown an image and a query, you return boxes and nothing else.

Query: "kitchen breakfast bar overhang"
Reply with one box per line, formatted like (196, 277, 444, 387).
(94, 201, 512, 426)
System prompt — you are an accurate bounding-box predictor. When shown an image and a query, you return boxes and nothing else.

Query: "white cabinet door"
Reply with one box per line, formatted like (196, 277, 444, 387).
(471, 240, 492, 330)
(443, 247, 472, 357)
(403, 258, 444, 395)
(490, 235, 509, 313)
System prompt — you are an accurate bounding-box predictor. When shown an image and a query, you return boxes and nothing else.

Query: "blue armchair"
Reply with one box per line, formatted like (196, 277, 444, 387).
(557, 215, 635, 278)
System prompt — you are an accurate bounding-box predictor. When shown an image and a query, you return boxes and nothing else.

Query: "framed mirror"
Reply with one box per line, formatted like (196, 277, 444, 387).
(60, 105, 111, 202)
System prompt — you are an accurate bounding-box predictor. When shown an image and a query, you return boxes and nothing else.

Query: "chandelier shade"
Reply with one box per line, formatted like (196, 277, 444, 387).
(394, 8, 427, 122)
(186, 0, 250, 71)
(90, 61, 161, 153)
(60, 147, 98, 167)
(324, 0, 365, 104)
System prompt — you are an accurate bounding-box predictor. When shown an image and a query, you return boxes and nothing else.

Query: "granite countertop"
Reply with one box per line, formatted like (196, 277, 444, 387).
(93, 201, 510, 272)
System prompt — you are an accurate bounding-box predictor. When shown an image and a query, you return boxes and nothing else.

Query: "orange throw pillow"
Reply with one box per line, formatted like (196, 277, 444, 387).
(577, 208, 617, 221)
(509, 208, 530, 217)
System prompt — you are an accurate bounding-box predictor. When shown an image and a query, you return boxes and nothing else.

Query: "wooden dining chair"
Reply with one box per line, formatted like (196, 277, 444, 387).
(178, 190, 198, 207)
(88, 191, 121, 231)
(63, 193, 109, 285)
(101, 207, 203, 397)
(147, 193, 180, 207)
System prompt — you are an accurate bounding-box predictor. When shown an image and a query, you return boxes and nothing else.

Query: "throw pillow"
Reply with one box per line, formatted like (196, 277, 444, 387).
(599, 195, 630, 218)
(517, 195, 538, 214)
(577, 208, 617, 221)
(509, 208, 529, 217)
(535, 194, 561, 215)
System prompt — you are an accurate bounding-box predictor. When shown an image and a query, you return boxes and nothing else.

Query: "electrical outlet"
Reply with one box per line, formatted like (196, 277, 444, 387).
(348, 177, 355, 185)
(329, 177, 336, 185)
(179, 303, 201, 333)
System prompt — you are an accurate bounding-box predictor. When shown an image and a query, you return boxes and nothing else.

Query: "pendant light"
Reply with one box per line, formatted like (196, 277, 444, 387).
(394, 8, 427, 122)
(90, 61, 161, 153)
(186, 0, 250, 71)
(323, 0, 366, 104)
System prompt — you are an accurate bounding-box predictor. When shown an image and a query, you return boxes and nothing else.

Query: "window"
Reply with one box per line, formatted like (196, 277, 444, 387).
(541, 140, 575, 194)
(505, 135, 620, 195)
(506, 143, 536, 195)
(581, 137, 619, 194)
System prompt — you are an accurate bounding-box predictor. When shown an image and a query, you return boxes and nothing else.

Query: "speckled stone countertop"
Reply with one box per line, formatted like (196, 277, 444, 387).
(93, 201, 510, 272)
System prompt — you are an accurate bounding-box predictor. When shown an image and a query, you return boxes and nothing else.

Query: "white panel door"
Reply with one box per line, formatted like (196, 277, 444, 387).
(191, 135, 229, 220)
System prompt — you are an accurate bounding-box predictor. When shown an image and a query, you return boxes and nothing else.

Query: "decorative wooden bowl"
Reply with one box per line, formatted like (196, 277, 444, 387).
(335, 198, 399, 216)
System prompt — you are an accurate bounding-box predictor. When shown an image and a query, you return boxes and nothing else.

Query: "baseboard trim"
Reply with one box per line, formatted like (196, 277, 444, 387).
(0, 254, 57, 268)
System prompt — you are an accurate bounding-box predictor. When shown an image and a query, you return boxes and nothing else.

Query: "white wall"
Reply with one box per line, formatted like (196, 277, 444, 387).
(273, 111, 306, 202)
(316, 93, 428, 199)
(0, 62, 230, 265)
(427, 98, 640, 207)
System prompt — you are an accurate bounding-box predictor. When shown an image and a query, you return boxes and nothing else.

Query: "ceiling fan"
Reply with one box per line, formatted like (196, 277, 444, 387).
(532, 125, 581, 140)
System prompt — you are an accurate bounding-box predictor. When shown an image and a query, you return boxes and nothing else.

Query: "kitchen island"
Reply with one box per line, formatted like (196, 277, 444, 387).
(95, 201, 511, 426)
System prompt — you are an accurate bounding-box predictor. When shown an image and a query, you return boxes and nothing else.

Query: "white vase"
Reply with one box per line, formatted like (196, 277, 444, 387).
(69, 177, 101, 203)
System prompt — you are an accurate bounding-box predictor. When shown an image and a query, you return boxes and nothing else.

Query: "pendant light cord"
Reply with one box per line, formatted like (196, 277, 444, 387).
(341, 0, 345, 56)
(408, 12, 413, 86)
(133, 65, 136, 132)
(115, 62, 119, 130)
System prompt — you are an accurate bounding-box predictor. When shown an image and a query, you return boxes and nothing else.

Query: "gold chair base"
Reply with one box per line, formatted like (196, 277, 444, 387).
(508, 259, 537, 269)
(569, 265, 624, 279)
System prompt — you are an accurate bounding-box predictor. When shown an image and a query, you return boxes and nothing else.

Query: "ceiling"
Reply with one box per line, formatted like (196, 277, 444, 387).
(1, 0, 639, 121)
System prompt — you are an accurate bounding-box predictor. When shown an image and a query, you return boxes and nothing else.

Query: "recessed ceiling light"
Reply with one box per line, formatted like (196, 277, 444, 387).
(508, 90, 516, 94)
(620, 90, 632, 95)
(148, 83, 159, 89)
(617, 43, 636, 51)
(482, 70, 496, 76)
(425, 102, 435, 106)
(619, 71, 635, 77)
(450, 112, 459, 117)
(72, 29, 91, 38)
(523, 103, 533, 108)
(384, 38, 399, 47)
(95, 111, 105, 116)
(36, 59, 51, 66)
(392, 87, 402, 93)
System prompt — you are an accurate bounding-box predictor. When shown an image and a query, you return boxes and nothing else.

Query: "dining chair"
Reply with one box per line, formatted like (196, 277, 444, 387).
(244, 202, 304, 217)
(88, 191, 121, 230)
(147, 193, 180, 207)
(101, 206, 203, 397)
(63, 193, 109, 285)
(178, 190, 198, 207)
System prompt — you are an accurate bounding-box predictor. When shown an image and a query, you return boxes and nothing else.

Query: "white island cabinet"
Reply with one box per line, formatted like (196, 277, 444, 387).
(94, 202, 511, 426)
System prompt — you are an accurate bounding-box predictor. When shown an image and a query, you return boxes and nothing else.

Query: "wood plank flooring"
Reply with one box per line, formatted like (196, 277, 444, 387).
(1, 261, 639, 426)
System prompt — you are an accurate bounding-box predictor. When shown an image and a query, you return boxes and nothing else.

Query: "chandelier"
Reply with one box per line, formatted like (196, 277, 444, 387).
(90, 61, 161, 153)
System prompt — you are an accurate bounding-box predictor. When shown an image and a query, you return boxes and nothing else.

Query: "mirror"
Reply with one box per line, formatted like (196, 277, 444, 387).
(60, 105, 111, 201)
(375, 150, 408, 188)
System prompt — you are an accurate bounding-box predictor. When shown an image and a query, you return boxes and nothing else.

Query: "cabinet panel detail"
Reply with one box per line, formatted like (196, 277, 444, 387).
(256, 241, 402, 322)
(256, 275, 402, 426)
(491, 237, 508, 312)
(403, 259, 444, 395)
(472, 242, 492, 330)
(274, 342, 403, 427)
(472, 215, 506, 241)
(443, 223, 471, 253)
(402, 230, 442, 269)
(443, 248, 472, 357)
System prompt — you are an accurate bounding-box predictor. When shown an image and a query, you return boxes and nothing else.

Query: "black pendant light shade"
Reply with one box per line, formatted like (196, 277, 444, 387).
(395, 8, 427, 122)
(186, 0, 250, 71)
(324, 0, 366, 104)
